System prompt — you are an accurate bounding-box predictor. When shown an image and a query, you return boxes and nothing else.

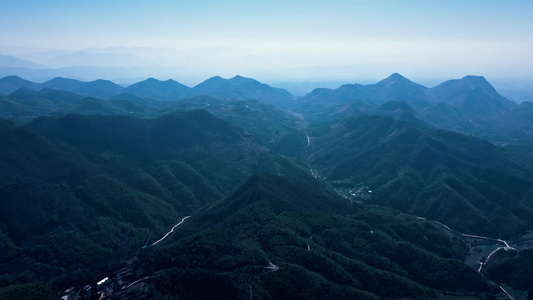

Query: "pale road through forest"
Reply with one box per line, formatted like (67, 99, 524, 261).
(150, 216, 191, 246)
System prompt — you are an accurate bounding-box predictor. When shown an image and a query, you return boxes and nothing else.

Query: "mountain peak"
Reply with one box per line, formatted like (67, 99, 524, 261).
(145, 77, 160, 83)
(429, 75, 517, 115)
(0, 75, 25, 81)
(193, 76, 227, 90)
(123, 77, 190, 100)
(91, 79, 118, 85)
(460, 75, 492, 88)
(389, 72, 407, 79)
(229, 75, 257, 85)
(206, 75, 225, 82)
(463, 75, 487, 81)
(231, 75, 246, 80)
(376, 73, 422, 88)
(42, 77, 83, 88)
(385, 73, 408, 81)
(433, 75, 499, 99)
(9, 87, 39, 96)
(0, 75, 41, 94)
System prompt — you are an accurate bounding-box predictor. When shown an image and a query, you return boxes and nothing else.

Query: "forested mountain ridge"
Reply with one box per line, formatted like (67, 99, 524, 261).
(304, 113, 533, 237)
(296, 74, 533, 150)
(157, 95, 308, 151)
(0, 74, 294, 107)
(3, 73, 531, 150)
(0, 110, 308, 295)
(1, 73, 533, 299)
(143, 173, 488, 299)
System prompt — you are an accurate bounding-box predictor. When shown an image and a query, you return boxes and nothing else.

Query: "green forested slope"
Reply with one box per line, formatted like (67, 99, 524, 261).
(0, 110, 307, 291)
(2, 74, 533, 298)
(306, 114, 533, 237)
(144, 174, 488, 299)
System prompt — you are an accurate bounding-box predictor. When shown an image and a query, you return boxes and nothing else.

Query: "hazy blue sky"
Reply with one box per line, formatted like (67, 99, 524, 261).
(1, 0, 532, 83)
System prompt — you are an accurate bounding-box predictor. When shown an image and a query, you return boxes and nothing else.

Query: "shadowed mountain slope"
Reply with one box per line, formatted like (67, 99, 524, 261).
(158, 95, 308, 152)
(143, 173, 488, 299)
(55, 97, 157, 117)
(0, 110, 308, 287)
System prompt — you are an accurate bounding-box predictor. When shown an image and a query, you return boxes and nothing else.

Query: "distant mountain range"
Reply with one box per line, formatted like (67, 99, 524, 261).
(1, 73, 532, 149)
(46, 51, 151, 68)
(0, 75, 294, 106)
(0, 55, 44, 69)
(299, 73, 516, 113)
(295, 73, 531, 149)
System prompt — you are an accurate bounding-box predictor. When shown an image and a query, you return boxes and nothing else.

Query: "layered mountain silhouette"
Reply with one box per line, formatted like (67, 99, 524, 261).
(0, 75, 295, 107)
(297, 73, 531, 149)
(1, 71, 530, 151)
(299, 73, 515, 114)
